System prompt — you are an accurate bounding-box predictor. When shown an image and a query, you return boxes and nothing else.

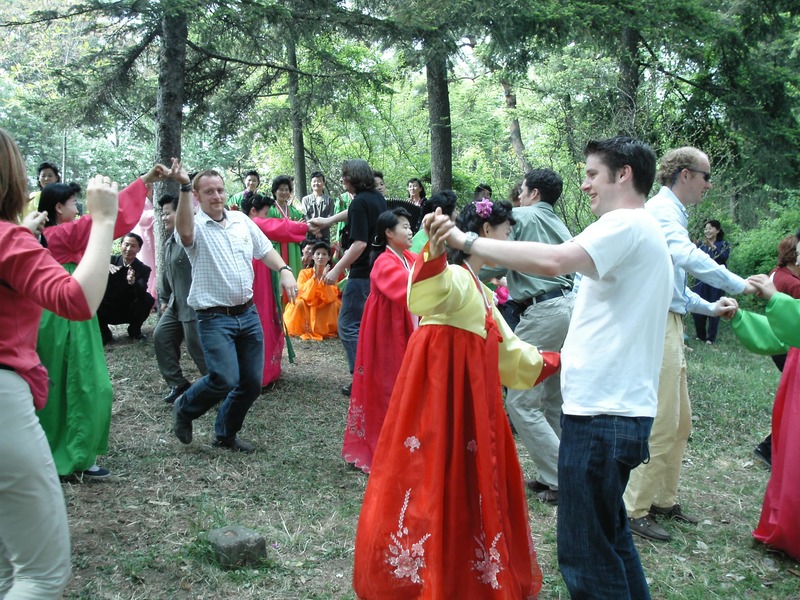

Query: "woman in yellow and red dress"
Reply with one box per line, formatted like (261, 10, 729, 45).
(353, 199, 559, 599)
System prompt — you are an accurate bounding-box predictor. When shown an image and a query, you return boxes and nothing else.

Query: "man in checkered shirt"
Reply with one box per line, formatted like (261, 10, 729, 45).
(169, 162, 297, 453)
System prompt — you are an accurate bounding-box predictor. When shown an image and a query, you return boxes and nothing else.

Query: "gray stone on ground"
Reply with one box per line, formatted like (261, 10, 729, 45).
(207, 525, 268, 568)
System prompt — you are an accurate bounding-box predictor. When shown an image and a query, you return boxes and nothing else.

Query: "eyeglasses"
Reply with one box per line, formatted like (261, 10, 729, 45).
(684, 167, 711, 182)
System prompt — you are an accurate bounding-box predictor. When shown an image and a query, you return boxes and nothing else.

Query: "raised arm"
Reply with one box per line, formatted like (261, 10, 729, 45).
(429, 212, 597, 279)
(170, 159, 195, 247)
(71, 176, 121, 311)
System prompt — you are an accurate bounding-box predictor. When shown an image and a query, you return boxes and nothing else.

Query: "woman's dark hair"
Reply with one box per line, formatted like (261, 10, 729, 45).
(407, 177, 427, 200)
(370, 207, 412, 267)
(703, 219, 725, 241)
(241, 191, 274, 216)
(312, 241, 332, 255)
(473, 183, 492, 200)
(271, 175, 293, 197)
(158, 193, 179, 211)
(37, 161, 61, 189)
(449, 199, 516, 265)
(419, 190, 457, 220)
(38, 182, 76, 227)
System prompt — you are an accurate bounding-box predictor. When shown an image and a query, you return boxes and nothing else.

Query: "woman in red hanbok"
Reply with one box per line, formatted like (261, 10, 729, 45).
(353, 200, 559, 599)
(242, 193, 307, 385)
(730, 274, 800, 561)
(342, 208, 417, 473)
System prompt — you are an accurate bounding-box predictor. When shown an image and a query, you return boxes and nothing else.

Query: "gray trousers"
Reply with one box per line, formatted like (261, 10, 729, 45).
(505, 294, 573, 489)
(153, 304, 208, 388)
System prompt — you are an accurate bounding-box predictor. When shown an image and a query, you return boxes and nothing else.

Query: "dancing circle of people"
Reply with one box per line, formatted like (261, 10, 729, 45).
(2, 127, 797, 599)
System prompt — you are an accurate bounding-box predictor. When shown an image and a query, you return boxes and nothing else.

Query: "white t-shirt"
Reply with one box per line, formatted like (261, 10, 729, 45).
(561, 208, 673, 418)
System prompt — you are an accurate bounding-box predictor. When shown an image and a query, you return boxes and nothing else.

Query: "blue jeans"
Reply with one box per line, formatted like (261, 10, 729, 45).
(177, 305, 264, 440)
(338, 277, 370, 373)
(557, 414, 653, 599)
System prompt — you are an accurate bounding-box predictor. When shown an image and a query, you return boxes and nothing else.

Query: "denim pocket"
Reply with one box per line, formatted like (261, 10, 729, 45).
(196, 311, 218, 324)
(613, 416, 653, 469)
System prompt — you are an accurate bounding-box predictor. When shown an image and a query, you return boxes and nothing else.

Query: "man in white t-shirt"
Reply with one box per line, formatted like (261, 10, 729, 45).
(435, 136, 677, 599)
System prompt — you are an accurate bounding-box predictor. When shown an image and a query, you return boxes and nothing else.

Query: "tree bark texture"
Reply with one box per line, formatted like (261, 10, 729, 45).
(287, 38, 307, 198)
(154, 9, 188, 289)
(426, 50, 452, 193)
(501, 80, 532, 174)
(618, 27, 641, 136)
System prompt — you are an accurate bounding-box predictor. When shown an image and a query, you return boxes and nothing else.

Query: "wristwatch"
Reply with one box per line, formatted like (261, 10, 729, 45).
(462, 231, 479, 254)
(279, 265, 292, 273)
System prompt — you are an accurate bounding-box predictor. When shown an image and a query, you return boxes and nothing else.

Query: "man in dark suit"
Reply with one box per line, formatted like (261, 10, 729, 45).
(97, 232, 155, 344)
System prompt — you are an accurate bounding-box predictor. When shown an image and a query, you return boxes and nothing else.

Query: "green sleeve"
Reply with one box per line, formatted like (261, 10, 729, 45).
(766, 292, 800, 347)
(731, 301, 790, 356)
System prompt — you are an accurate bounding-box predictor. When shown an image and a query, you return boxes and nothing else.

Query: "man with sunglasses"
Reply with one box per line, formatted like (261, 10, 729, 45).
(624, 147, 756, 542)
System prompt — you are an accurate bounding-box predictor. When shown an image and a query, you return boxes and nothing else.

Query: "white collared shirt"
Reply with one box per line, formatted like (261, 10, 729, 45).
(177, 209, 272, 310)
(646, 186, 746, 316)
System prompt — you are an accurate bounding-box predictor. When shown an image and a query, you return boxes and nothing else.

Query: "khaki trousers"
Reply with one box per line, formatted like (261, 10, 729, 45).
(624, 312, 692, 519)
(0, 370, 71, 599)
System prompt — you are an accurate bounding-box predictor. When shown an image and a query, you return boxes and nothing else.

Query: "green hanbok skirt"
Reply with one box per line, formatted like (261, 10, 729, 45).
(35, 263, 113, 475)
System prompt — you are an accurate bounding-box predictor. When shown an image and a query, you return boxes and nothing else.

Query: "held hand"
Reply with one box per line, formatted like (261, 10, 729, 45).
(323, 265, 340, 286)
(743, 280, 758, 295)
(160, 303, 168, 313)
(21, 211, 47, 236)
(167, 158, 191, 185)
(140, 164, 171, 185)
(109, 264, 120, 274)
(748, 274, 777, 300)
(280, 269, 298, 303)
(424, 209, 453, 260)
(714, 296, 739, 319)
(86, 175, 119, 223)
(309, 217, 330, 230)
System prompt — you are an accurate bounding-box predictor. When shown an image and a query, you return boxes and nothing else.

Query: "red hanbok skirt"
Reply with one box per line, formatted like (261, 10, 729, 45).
(353, 324, 542, 599)
(753, 346, 800, 560)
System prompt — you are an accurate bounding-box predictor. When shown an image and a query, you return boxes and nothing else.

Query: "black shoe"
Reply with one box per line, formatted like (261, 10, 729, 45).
(212, 436, 255, 453)
(649, 503, 699, 525)
(100, 325, 113, 345)
(172, 396, 192, 444)
(536, 489, 558, 505)
(628, 515, 671, 542)
(754, 442, 772, 468)
(80, 465, 111, 479)
(163, 382, 191, 404)
(525, 480, 550, 493)
(341, 383, 352, 396)
(128, 330, 147, 341)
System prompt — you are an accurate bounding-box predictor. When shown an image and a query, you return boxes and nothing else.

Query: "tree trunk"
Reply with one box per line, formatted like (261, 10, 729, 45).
(618, 27, 641, 135)
(153, 8, 188, 292)
(426, 49, 452, 192)
(501, 79, 532, 174)
(287, 38, 307, 199)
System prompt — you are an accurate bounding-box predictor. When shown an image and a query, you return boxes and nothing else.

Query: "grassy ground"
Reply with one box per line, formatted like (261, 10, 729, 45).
(61, 315, 800, 599)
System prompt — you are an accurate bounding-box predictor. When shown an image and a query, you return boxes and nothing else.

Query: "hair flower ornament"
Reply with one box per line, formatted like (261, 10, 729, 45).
(474, 198, 493, 219)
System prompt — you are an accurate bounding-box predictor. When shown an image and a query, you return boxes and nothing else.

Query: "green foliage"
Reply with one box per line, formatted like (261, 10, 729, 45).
(727, 188, 800, 278)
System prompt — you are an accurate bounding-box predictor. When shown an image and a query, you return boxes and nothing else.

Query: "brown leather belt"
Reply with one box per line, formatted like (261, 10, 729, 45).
(197, 298, 254, 316)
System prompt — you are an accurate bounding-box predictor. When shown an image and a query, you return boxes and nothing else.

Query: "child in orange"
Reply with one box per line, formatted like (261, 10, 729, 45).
(284, 241, 341, 341)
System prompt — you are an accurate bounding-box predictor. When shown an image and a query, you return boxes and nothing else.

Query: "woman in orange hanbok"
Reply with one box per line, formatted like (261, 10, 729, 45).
(353, 200, 559, 599)
(342, 207, 417, 473)
(284, 241, 341, 340)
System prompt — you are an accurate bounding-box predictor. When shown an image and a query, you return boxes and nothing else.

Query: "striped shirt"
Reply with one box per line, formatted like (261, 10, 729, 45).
(177, 209, 272, 310)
